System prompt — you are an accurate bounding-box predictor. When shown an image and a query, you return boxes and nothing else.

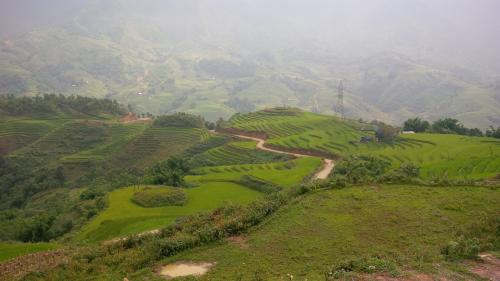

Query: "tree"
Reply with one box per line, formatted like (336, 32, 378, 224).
(146, 157, 189, 187)
(403, 117, 430, 132)
(374, 122, 399, 143)
(431, 118, 465, 134)
(486, 126, 500, 139)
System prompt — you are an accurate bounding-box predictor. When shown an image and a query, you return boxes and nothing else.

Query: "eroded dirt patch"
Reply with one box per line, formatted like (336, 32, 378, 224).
(157, 261, 215, 279)
(0, 249, 69, 281)
(468, 253, 500, 280)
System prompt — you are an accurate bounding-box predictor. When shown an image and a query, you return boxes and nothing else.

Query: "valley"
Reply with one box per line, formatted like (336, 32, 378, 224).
(1, 1, 500, 280)
(0, 98, 498, 280)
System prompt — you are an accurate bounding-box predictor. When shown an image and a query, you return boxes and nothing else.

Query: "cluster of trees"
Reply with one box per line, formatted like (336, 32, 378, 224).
(403, 117, 498, 138)
(144, 157, 189, 187)
(153, 113, 207, 128)
(331, 155, 421, 185)
(0, 94, 126, 117)
(485, 126, 500, 138)
(0, 156, 65, 208)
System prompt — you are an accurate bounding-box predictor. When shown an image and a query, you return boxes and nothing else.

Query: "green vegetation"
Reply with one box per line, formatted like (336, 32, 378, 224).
(1, 104, 498, 281)
(131, 187, 187, 208)
(161, 185, 499, 280)
(144, 157, 189, 187)
(188, 140, 291, 167)
(189, 157, 322, 188)
(0, 94, 125, 119)
(76, 184, 261, 242)
(153, 113, 206, 128)
(0, 97, 214, 242)
(0, 242, 59, 262)
(227, 110, 500, 180)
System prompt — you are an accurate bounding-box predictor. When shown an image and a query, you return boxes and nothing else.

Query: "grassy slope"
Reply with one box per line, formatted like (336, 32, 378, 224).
(0, 242, 59, 262)
(149, 185, 500, 280)
(228, 110, 500, 179)
(77, 157, 322, 242)
(76, 184, 261, 242)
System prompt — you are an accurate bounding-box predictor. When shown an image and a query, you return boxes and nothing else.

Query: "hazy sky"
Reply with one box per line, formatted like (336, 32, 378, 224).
(1, 0, 499, 72)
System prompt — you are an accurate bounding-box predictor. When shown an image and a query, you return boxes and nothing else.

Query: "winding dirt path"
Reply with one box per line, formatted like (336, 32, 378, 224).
(105, 131, 334, 246)
(231, 134, 334, 180)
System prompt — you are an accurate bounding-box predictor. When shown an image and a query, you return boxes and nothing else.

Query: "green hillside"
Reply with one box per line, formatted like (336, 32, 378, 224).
(160, 185, 500, 280)
(1, 105, 499, 281)
(0, 100, 216, 243)
(226, 109, 500, 180)
(1, 12, 499, 129)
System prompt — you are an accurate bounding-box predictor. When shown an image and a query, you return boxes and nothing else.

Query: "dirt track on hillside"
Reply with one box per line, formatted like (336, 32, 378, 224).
(230, 134, 334, 180)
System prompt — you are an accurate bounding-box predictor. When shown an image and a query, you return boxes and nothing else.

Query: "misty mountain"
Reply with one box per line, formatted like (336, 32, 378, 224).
(0, 0, 499, 128)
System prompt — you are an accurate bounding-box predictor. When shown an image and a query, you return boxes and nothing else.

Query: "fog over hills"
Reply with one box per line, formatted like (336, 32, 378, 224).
(1, 0, 499, 128)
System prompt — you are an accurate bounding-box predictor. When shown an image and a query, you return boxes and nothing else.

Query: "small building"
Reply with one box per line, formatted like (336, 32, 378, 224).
(402, 131, 415, 134)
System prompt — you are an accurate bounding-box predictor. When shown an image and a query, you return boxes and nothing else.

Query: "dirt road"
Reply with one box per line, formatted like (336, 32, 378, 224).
(231, 134, 334, 180)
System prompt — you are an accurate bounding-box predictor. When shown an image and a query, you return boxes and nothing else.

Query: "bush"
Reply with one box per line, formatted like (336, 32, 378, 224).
(442, 236, 480, 260)
(326, 257, 399, 280)
(330, 175, 348, 188)
(131, 187, 187, 207)
(335, 155, 390, 184)
(379, 163, 420, 183)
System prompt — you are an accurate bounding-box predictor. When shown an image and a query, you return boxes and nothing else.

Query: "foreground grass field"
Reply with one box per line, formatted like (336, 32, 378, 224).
(77, 184, 261, 242)
(144, 185, 500, 280)
(0, 242, 59, 262)
(227, 110, 500, 179)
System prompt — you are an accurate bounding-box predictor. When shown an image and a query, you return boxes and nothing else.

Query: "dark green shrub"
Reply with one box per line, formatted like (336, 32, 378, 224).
(335, 155, 390, 184)
(442, 236, 480, 260)
(326, 257, 399, 280)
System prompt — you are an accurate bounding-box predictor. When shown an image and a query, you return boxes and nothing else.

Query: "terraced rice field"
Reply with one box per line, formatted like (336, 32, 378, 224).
(190, 140, 290, 166)
(229, 111, 370, 155)
(356, 133, 500, 179)
(228, 110, 500, 179)
(189, 157, 322, 188)
(0, 119, 67, 155)
(115, 126, 210, 168)
(77, 183, 261, 242)
(77, 157, 321, 242)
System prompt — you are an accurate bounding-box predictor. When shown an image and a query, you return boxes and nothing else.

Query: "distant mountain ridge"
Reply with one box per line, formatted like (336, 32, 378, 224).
(0, 0, 499, 128)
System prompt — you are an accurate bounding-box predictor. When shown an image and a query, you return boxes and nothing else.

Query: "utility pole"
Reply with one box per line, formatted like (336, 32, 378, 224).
(336, 80, 345, 119)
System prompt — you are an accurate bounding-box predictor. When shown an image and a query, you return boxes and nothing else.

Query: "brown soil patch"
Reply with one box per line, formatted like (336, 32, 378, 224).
(360, 272, 452, 281)
(121, 112, 152, 124)
(156, 261, 215, 279)
(226, 235, 249, 249)
(468, 253, 500, 280)
(0, 249, 69, 281)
